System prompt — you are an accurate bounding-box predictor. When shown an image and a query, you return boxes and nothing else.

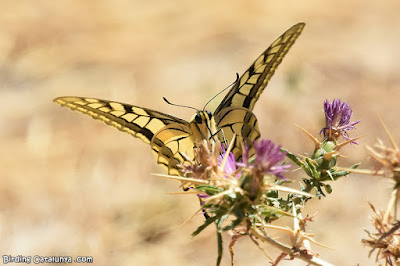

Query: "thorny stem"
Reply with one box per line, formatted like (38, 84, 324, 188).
(248, 233, 274, 262)
(384, 187, 399, 223)
(251, 227, 333, 266)
(294, 207, 312, 251)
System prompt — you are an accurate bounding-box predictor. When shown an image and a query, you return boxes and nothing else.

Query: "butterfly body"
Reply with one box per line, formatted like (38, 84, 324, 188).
(54, 23, 305, 180)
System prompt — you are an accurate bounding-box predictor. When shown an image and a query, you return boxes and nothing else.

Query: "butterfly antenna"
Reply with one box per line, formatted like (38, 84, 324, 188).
(163, 97, 199, 112)
(203, 73, 240, 111)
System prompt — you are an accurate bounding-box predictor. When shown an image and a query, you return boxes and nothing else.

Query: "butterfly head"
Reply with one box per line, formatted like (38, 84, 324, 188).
(190, 110, 217, 143)
(194, 111, 212, 124)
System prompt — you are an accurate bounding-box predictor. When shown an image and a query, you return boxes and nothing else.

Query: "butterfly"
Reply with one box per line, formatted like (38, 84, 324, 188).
(54, 22, 305, 182)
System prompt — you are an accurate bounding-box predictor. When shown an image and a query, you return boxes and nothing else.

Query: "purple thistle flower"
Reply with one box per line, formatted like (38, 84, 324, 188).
(219, 145, 238, 176)
(320, 99, 360, 141)
(253, 139, 290, 180)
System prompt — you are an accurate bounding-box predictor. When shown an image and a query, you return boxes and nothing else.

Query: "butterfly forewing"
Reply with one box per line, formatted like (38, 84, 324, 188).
(214, 22, 305, 114)
(54, 97, 194, 175)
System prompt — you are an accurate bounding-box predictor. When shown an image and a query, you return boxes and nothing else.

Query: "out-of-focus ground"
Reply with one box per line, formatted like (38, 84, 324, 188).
(1, 1, 400, 265)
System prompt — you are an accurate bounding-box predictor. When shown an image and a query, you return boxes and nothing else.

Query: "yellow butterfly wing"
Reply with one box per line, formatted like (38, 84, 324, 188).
(214, 23, 305, 158)
(54, 97, 194, 176)
(54, 23, 305, 176)
(215, 107, 260, 158)
(151, 123, 195, 176)
(214, 23, 305, 114)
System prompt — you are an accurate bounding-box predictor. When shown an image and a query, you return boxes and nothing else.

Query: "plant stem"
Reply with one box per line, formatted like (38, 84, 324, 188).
(251, 227, 333, 266)
(384, 187, 399, 223)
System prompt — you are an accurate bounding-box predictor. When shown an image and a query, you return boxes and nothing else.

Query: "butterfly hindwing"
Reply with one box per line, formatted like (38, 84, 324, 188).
(54, 97, 194, 175)
(215, 107, 260, 159)
(151, 123, 195, 176)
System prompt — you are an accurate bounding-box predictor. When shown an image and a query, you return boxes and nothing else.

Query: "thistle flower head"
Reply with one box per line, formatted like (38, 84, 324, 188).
(362, 203, 400, 264)
(253, 139, 290, 180)
(366, 121, 400, 184)
(321, 99, 360, 142)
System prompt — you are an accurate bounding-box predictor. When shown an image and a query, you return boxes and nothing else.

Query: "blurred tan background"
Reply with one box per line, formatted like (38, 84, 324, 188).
(1, 1, 400, 265)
